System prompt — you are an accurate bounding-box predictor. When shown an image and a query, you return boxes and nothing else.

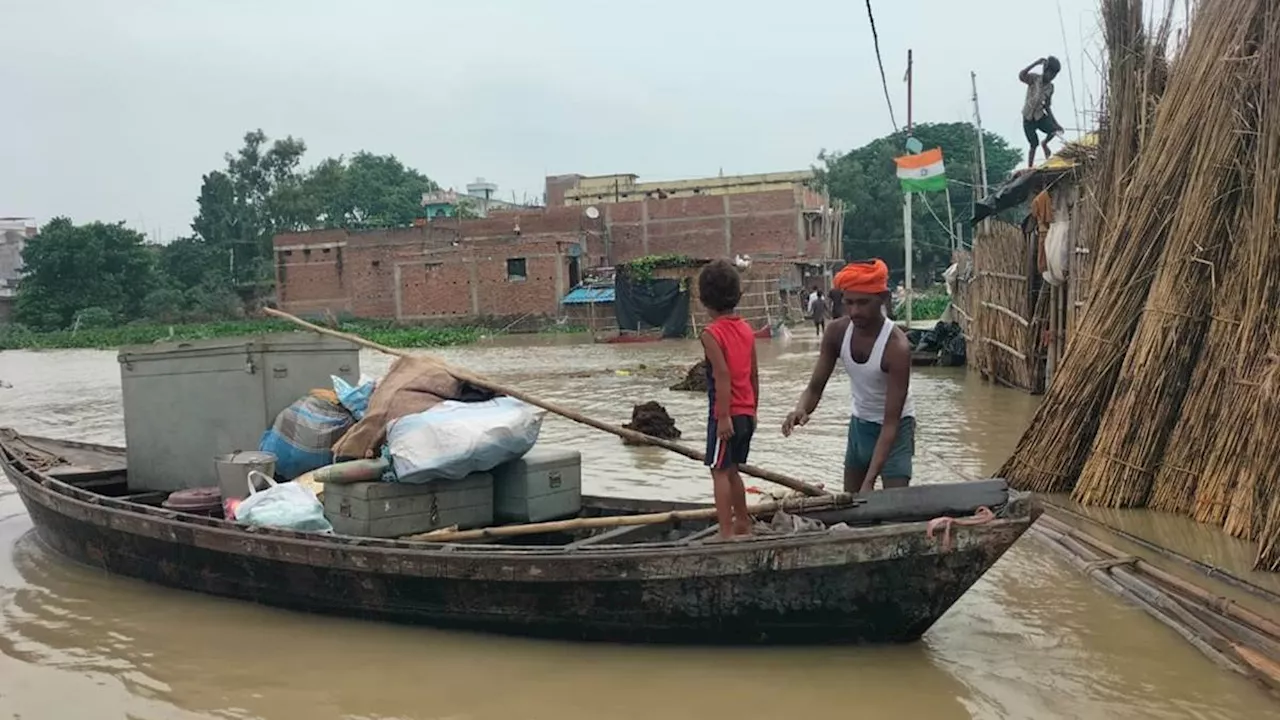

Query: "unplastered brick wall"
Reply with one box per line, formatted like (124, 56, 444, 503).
(274, 221, 584, 322)
(272, 189, 830, 323)
(601, 188, 827, 265)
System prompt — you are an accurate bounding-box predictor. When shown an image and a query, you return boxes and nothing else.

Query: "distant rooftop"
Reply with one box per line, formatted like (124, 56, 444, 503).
(561, 169, 816, 205)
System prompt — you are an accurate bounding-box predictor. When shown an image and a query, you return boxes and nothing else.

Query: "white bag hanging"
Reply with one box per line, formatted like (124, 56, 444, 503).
(1043, 220, 1071, 287)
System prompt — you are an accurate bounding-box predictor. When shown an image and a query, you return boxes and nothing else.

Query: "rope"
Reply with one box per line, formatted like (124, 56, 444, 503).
(926, 506, 995, 552)
(1082, 556, 1139, 573)
(863, 0, 899, 133)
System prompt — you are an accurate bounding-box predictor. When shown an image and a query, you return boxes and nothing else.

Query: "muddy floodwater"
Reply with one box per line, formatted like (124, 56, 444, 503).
(1, 334, 1276, 719)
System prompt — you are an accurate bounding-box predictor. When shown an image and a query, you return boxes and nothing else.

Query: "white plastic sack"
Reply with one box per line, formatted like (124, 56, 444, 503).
(387, 397, 545, 483)
(234, 471, 333, 533)
(1042, 220, 1070, 287)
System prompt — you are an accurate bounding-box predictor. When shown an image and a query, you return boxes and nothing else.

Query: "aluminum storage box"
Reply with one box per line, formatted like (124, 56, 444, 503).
(492, 446, 582, 523)
(119, 333, 360, 492)
(323, 474, 494, 538)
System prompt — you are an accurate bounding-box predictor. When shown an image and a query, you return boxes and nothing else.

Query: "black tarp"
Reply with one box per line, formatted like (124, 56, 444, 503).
(971, 170, 1041, 225)
(614, 274, 691, 338)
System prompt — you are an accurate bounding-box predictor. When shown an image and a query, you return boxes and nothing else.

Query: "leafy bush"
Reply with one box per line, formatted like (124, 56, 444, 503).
(894, 292, 951, 322)
(0, 319, 485, 351)
(74, 307, 116, 330)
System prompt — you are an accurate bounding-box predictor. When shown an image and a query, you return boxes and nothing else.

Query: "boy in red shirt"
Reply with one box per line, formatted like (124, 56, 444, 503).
(698, 260, 759, 538)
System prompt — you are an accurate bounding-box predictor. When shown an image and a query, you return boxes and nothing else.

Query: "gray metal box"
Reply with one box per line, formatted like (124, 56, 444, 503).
(119, 333, 360, 492)
(324, 474, 494, 538)
(492, 446, 582, 523)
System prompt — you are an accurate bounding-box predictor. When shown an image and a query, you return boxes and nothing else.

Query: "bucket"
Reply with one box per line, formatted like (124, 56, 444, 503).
(214, 450, 277, 502)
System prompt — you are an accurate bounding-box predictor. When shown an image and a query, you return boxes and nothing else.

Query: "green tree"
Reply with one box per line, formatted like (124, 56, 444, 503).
(156, 235, 229, 290)
(301, 152, 438, 228)
(816, 122, 1021, 282)
(190, 130, 308, 285)
(14, 218, 158, 330)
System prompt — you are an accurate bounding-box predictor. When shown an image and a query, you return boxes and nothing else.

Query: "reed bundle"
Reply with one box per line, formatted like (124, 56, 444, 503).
(1072, 0, 1264, 508)
(1146, 198, 1255, 514)
(999, 0, 1175, 493)
(1197, 6, 1280, 549)
(1251, 354, 1280, 567)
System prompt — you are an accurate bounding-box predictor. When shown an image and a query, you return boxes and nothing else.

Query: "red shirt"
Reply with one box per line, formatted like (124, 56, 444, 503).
(704, 315, 757, 417)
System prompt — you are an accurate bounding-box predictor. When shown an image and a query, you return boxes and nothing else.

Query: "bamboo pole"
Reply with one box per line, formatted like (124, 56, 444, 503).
(263, 308, 828, 497)
(1039, 514, 1280, 641)
(1028, 524, 1250, 674)
(980, 301, 1030, 327)
(406, 492, 858, 543)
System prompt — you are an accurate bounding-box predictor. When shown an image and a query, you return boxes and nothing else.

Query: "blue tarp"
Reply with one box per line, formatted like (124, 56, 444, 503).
(562, 286, 615, 305)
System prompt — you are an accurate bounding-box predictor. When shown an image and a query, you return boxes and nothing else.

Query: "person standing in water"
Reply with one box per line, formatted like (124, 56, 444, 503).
(781, 259, 915, 493)
(808, 284, 829, 337)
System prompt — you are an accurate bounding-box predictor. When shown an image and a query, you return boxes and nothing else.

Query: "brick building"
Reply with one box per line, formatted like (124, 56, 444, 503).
(273, 169, 842, 324)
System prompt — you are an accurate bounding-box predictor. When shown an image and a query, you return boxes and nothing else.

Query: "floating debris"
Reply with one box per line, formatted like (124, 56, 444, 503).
(669, 360, 708, 392)
(621, 401, 682, 444)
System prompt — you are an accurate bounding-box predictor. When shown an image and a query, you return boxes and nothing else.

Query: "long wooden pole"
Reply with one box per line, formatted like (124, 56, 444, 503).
(263, 308, 828, 497)
(406, 492, 857, 543)
(1038, 514, 1280, 642)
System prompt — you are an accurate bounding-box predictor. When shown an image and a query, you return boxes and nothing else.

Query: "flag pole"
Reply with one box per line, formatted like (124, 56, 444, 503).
(904, 49, 914, 328)
(904, 193, 913, 327)
(944, 183, 957, 253)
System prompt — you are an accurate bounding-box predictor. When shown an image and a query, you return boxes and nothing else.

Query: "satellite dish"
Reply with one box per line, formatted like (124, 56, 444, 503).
(584, 206, 600, 220)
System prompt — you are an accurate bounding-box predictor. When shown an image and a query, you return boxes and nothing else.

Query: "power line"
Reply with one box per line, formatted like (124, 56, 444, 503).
(864, 0, 899, 133)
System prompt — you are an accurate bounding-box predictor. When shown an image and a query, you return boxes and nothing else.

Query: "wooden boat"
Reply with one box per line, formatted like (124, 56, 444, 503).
(1, 431, 1039, 645)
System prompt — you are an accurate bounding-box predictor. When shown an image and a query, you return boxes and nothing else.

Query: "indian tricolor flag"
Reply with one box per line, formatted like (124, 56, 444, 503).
(894, 148, 947, 193)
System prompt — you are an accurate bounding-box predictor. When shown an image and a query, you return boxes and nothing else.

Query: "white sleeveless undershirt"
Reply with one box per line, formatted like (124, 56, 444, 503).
(839, 319, 915, 423)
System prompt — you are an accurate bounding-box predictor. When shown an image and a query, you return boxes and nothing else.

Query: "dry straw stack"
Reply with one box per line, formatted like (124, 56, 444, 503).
(1071, 0, 1264, 509)
(999, 0, 1173, 493)
(1146, 197, 1255, 515)
(1196, 4, 1280, 550)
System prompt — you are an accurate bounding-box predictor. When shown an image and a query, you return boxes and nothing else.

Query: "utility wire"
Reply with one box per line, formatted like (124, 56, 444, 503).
(864, 0, 899, 132)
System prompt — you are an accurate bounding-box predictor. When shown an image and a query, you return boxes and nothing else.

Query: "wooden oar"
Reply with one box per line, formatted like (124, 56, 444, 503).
(264, 308, 829, 497)
(405, 492, 859, 543)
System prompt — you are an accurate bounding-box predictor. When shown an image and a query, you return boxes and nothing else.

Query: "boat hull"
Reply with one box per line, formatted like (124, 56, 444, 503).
(4, 440, 1034, 645)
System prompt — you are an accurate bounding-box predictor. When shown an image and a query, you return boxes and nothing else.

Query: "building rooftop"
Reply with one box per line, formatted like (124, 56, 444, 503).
(562, 169, 816, 204)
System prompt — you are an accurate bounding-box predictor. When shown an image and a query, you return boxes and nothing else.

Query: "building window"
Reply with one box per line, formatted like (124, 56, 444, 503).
(506, 257, 527, 282)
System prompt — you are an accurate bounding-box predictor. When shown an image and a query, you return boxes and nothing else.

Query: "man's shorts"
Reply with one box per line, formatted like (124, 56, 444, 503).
(845, 415, 915, 479)
(706, 415, 755, 470)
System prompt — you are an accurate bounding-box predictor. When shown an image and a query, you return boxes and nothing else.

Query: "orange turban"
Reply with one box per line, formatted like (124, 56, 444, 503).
(833, 259, 889, 295)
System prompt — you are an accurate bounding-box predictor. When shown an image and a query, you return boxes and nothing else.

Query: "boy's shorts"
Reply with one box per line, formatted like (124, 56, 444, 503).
(1023, 114, 1058, 145)
(706, 415, 755, 470)
(845, 416, 915, 479)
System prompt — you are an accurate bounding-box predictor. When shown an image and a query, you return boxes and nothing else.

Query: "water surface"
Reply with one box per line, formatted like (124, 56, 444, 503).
(0, 335, 1273, 719)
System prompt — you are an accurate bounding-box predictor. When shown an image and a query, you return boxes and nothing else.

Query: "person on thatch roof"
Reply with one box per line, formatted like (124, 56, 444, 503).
(1020, 56, 1065, 167)
(782, 258, 916, 494)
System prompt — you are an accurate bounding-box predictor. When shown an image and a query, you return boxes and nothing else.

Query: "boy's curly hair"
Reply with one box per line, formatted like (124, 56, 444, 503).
(698, 260, 742, 313)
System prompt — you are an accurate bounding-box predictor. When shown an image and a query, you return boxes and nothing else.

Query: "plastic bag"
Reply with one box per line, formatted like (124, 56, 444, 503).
(332, 374, 377, 421)
(259, 393, 354, 480)
(234, 471, 333, 533)
(1042, 220, 1070, 287)
(387, 397, 545, 483)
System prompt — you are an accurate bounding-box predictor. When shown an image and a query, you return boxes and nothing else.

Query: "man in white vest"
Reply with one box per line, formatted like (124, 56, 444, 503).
(782, 259, 915, 493)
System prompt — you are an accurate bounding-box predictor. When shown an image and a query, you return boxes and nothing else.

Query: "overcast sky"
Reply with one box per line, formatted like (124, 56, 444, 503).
(2, 0, 1127, 242)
